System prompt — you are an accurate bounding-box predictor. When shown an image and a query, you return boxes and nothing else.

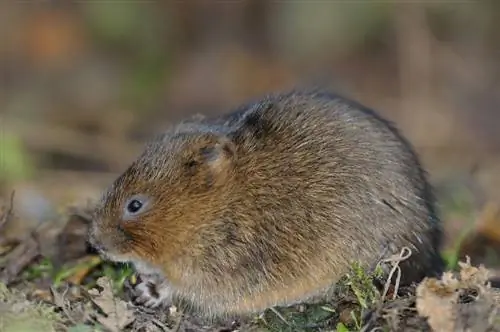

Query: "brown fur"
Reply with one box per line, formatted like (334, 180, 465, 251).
(89, 90, 444, 317)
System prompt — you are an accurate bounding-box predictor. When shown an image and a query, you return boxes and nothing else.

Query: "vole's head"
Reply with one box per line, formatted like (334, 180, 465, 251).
(88, 124, 237, 268)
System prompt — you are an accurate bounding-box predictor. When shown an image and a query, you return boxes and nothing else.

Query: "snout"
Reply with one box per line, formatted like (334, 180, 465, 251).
(87, 220, 132, 263)
(87, 236, 107, 255)
(87, 223, 108, 255)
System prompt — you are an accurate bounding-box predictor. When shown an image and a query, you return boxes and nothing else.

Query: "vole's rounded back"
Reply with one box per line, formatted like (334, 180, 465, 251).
(90, 90, 443, 317)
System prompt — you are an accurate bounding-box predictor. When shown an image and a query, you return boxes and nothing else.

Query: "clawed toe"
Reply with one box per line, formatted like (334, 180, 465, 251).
(144, 298, 163, 308)
(132, 279, 172, 309)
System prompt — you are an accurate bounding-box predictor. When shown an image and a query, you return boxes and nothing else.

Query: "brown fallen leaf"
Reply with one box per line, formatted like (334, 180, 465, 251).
(88, 277, 135, 332)
(54, 208, 95, 267)
(50, 285, 88, 326)
(416, 257, 500, 332)
(31, 288, 53, 303)
(0, 236, 40, 285)
(64, 255, 102, 285)
(416, 272, 459, 332)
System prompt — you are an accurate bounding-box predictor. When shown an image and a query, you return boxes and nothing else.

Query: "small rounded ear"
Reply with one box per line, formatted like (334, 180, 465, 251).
(184, 133, 237, 178)
(199, 136, 236, 173)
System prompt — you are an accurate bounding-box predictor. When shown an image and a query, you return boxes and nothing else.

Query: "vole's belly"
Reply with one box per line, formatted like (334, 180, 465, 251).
(191, 272, 340, 315)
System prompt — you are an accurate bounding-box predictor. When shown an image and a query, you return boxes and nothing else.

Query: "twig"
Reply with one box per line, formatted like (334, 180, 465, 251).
(379, 247, 412, 302)
(270, 306, 290, 326)
(360, 247, 413, 332)
(171, 312, 184, 332)
(0, 191, 15, 230)
(0, 236, 40, 285)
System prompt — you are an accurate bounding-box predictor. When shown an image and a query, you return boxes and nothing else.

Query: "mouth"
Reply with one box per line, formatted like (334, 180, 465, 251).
(87, 228, 133, 264)
(92, 245, 124, 263)
(87, 231, 112, 257)
(87, 226, 112, 256)
(87, 238, 109, 257)
(88, 240, 131, 264)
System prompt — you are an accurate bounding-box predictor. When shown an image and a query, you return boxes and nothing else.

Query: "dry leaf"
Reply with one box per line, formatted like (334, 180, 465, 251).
(416, 258, 500, 332)
(50, 285, 89, 326)
(458, 257, 491, 286)
(88, 277, 135, 331)
(416, 274, 458, 332)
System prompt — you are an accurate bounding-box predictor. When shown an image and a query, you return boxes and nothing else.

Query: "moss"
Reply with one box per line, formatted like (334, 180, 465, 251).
(0, 283, 65, 332)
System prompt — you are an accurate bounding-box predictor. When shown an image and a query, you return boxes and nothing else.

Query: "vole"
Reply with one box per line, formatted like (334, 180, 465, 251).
(89, 90, 443, 318)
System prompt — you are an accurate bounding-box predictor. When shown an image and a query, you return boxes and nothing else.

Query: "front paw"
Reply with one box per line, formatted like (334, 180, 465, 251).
(133, 279, 172, 309)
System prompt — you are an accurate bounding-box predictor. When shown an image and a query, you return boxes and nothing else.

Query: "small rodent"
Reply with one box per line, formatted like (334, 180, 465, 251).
(89, 90, 443, 318)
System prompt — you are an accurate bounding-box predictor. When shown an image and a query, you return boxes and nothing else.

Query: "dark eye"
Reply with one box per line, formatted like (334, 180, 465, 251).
(123, 194, 151, 219)
(127, 199, 143, 214)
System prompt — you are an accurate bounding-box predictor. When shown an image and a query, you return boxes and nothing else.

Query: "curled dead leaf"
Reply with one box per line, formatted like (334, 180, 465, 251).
(416, 258, 500, 332)
(88, 277, 135, 332)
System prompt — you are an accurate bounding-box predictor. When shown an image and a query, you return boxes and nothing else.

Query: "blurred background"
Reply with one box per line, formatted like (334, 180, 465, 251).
(1, 1, 500, 270)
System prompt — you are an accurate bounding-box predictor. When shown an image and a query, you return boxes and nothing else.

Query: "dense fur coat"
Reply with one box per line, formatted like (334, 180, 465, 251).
(89, 90, 443, 317)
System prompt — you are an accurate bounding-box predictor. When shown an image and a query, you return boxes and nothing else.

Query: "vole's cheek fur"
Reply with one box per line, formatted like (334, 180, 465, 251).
(92, 89, 444, 319)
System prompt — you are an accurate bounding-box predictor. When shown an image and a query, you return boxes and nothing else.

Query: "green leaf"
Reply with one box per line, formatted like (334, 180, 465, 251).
(336, 322, 350, 332)
(0, 132, 33, 182)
